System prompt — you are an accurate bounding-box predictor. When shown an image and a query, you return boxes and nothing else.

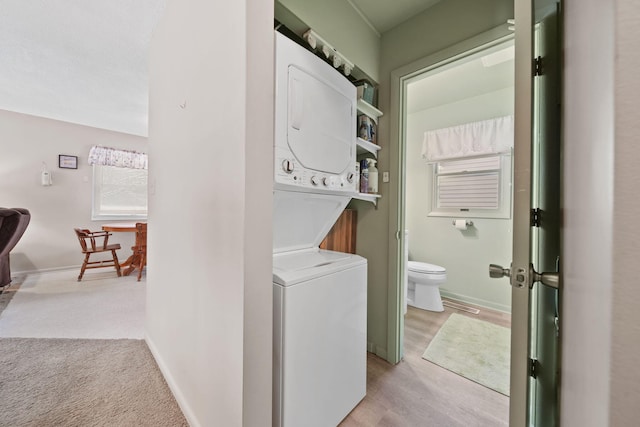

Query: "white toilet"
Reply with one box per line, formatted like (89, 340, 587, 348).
(404, 231, 447, 312)
(407, 261, 447, 312)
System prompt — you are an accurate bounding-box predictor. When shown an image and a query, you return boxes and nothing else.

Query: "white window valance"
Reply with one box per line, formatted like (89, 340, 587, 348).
(88, 145, 148, 170)
(421, 115, 514, 162)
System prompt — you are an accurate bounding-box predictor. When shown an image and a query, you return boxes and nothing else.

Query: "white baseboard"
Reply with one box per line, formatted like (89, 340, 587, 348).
(12, 265, 81, 276)
(145, 334, 200, 427)
(439, 290, 511, 314)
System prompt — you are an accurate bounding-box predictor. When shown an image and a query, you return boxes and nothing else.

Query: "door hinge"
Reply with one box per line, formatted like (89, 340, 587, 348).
(531, 208, 541, 227)
(529, 358, 539, 378)
(534, 56, 543, 76)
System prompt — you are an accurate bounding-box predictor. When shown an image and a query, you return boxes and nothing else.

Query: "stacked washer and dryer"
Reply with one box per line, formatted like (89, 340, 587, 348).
(272, 32, 367, 427)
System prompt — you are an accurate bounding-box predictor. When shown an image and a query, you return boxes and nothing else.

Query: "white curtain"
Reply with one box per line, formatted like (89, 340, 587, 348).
(88, 146, 148, 170)
(421, 115, 514, 161)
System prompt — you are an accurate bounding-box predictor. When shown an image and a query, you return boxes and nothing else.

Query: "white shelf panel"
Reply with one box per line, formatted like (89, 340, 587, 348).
(353, 192, 381, 206)
(356, 138, 381, 158)
(357, 99, 383, 124)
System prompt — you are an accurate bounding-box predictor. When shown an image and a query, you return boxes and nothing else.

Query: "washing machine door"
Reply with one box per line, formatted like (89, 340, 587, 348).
(272, 190, 350, 254)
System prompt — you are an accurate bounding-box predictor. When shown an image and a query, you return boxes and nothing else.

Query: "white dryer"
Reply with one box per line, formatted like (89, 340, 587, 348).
(272, 32, 367, 427)
(274, 32, 357, 195)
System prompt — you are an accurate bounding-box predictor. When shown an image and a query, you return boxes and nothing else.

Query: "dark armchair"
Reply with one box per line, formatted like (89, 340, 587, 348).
(0, 208, 31, 288)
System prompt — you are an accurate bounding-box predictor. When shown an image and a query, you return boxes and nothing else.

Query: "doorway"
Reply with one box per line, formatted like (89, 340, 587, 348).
(395, 33, 516, 424)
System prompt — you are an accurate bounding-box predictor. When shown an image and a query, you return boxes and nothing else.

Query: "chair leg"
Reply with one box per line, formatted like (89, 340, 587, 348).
(136, 251, 146, 282)
(78, 253, 90, 281)
(112, 250, 122, 277)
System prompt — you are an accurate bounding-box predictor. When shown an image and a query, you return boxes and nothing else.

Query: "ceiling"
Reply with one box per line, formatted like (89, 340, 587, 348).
(0, 0, 455, 136)
(406, 42, 515, 114)
(349, 0, 443, 34)
(0, 0, 165, 137)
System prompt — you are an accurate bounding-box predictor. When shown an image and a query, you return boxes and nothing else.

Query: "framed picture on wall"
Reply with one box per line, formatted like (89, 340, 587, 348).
(58, 155, 78, 169)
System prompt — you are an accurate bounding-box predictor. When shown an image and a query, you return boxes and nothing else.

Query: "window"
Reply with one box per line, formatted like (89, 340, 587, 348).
(428, 154, 512, 219)
(92, 165, 148, 220)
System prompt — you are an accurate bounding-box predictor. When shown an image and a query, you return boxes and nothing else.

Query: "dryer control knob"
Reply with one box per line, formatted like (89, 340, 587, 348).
(322, 177, 329, 187)
(282, 159, 294, 174)
(346, 173, 354, 183)
(310, 176, 319, 186)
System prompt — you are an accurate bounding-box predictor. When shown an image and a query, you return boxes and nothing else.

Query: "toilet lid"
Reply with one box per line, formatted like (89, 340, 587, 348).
(408, 261, 446, 274)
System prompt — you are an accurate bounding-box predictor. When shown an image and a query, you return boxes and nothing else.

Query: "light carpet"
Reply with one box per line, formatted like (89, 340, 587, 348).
(0, 269, 145, 339)
(422, 313, 510, 396)
(0, 337, 187, 426)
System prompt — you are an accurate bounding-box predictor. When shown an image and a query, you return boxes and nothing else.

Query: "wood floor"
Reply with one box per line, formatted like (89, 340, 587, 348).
(341, 300, 511, 427)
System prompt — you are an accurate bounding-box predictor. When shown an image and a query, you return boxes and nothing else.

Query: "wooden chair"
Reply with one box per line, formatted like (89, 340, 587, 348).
(74, 228, 122, 281)
(132, 222, 147, 281)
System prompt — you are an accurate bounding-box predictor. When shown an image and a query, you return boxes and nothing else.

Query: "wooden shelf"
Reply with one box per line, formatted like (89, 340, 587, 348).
(356, 138, 381, 158)
(357, 99, 383, 124)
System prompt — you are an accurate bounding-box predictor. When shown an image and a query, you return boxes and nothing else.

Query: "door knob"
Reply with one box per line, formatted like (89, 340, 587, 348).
(489, 264, 511, 278)
(489, 263, 559, 289)
(532, 270, 559, 289)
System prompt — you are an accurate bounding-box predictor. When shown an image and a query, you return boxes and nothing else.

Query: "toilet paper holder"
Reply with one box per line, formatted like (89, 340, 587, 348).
(452, 219, 474, 227)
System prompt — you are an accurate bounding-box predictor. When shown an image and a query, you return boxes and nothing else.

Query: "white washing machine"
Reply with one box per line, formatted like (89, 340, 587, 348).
(273, 191, 367, 427)
(273, 254, 366, 427)
(272, 32, 367, 427)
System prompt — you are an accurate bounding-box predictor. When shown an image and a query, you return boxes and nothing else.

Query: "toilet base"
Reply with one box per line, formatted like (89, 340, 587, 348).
(407, 283, 444, 312)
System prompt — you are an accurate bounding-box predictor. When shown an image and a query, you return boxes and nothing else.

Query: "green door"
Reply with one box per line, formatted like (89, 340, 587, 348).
(490, 0, 561, 425)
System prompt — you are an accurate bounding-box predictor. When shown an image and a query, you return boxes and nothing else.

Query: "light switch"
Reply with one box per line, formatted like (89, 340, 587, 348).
(382, 171, 390, 183)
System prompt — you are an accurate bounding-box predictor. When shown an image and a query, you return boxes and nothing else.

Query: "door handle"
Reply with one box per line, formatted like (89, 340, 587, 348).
(290, 78, 303, 130)
(489, 263, 511, 278)
(489, 263, 559, 289)
(532, 269, 559, 289)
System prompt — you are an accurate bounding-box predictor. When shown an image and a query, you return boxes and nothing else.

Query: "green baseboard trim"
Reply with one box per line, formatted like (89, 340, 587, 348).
(367, 341, 388, 361)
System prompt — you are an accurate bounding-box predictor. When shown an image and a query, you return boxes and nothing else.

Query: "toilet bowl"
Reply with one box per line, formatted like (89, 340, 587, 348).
(406, 261, 447, 312)
(403, 230, 447, 312)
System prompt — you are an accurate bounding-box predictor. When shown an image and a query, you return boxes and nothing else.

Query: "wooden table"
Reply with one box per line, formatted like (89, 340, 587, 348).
(101, 222, 146, 277)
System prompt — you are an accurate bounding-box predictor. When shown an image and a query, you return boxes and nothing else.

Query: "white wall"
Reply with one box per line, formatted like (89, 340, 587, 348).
(609, 0, 640, 426)
(611, 1, 640, 424)
(243, 0, 275, 424)
(562, 0, 614, 425)
(406, 87, 513, 312)
(564, 0, 640, 424)
(561, 0, 640, 427)
(0, 109, 146, 273)
(145, 0, 273, 426)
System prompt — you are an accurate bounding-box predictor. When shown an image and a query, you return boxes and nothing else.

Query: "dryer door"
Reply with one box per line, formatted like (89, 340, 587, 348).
(287, 66, 354, 174)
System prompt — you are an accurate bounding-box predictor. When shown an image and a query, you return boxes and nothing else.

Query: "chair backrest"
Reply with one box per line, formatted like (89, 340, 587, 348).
(134, 223, 147, 250)
(74, 228, 92, 252)
(74, 228, 111, 252)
